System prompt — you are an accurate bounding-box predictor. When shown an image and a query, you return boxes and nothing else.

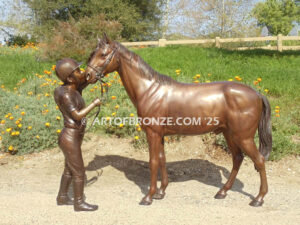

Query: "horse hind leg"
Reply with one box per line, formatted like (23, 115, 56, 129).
(236, 138, 268, 207)
(215, 132, 244, 199)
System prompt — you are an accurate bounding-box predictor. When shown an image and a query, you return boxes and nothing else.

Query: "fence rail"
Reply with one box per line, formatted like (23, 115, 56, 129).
(121, 34, 300, 52)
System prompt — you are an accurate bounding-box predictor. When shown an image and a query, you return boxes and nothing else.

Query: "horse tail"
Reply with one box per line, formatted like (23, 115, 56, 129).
(258, 94, 272, 160)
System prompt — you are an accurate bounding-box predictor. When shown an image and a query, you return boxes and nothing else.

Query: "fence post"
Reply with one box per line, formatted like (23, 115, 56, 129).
(277, 34, 283, 52)
(215, 37, 221, 48)
(158, 39, 167, 47)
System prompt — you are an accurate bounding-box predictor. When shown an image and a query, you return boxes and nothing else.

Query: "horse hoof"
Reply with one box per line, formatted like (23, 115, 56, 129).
(214, 191, 227, 199)
(153, 192, 165, 200)
(139, 197, 152, 206)
(249, 199, 264, 207)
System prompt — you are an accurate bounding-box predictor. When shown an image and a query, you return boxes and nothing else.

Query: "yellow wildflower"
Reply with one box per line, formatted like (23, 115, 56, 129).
(45, 122, 50, 127)
(21, 112, 26, 116)
(0, 120, 5, 124)
(130, 113, 134, 117)
(119, 123, 124, 128)
(36, 135, 40, 139)
(8, 146, 14, 151)
(18, 124, 22, 128)
(57, 129, 61, 134)
(44, 70, 51, 75)
(111, 96, 117, 100)
(134, 136, 139, 140)
(56, 116, 61, 120)
(115, 105, 119, 109)
(28, 126, 32, 130)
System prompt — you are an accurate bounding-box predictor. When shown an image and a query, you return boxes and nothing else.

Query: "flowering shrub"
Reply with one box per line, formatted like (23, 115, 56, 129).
(0, 67, 142, 154)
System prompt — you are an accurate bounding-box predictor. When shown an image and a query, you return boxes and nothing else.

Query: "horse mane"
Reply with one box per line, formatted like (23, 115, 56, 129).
(87, 46, 98, 64)
(116, 42, 176, 85)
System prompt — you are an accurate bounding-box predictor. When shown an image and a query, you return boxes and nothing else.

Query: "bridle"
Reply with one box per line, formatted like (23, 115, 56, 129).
(87, 46, 118, 80)
(85, 45, 118, 131)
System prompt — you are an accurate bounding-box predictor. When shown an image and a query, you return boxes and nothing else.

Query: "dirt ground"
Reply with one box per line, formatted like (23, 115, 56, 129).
(0, 135, 300, 225)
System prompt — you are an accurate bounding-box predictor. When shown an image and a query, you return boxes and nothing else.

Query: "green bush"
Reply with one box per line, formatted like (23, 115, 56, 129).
(5, 34, 38, 47)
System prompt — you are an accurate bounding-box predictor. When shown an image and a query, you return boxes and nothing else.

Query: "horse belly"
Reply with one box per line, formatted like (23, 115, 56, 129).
(164, 93, 227, 135)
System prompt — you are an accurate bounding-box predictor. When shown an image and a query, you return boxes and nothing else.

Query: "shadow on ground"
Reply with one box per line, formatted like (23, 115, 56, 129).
(85, 154, 253, 199)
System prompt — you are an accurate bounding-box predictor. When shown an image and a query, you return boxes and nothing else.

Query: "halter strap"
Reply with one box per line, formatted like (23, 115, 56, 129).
(87, 46, 118, 80)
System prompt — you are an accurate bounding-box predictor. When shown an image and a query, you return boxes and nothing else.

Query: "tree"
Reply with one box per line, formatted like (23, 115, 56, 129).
(166, 0, 259, 38)
(23, 0, 164, 41)
(0, 0, 34, 40)
(252, 0, 299, 35)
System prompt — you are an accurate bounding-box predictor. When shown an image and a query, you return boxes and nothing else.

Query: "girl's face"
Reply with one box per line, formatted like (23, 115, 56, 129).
(73, 67, 97, 84)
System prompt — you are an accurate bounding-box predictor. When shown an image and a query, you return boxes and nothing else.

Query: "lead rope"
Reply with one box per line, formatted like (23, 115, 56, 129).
(85, 78, 108, 132)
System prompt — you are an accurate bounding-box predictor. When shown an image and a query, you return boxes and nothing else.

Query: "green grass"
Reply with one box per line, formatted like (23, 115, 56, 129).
(0, 45, 299, 159)
(0, 47, 53, 89)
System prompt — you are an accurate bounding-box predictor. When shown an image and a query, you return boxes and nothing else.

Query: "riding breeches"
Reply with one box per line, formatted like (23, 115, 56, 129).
(58, 127, 85, 181)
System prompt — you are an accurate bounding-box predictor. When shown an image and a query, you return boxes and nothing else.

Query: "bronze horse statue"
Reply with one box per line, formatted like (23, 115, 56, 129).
(86, 34, 272, 207)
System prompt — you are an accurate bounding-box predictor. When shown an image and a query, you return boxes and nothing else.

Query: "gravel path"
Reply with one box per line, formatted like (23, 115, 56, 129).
(0, 135, 300, 225)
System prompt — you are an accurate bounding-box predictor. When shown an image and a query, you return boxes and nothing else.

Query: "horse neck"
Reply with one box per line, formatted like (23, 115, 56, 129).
(116, 46, 155, 106)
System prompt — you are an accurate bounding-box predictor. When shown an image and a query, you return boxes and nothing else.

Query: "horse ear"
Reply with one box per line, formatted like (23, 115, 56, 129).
(102, 32, 111, 44)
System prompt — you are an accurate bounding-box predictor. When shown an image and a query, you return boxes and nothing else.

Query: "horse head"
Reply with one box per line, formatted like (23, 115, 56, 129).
(86, 33, 119, 81)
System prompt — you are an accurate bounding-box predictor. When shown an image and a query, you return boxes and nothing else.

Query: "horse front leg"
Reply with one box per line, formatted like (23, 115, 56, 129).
(153, 136, 168, 200)
(139, 129, 161, 205)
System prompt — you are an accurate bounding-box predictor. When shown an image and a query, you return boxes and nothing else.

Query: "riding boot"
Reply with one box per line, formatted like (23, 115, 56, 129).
(73, 179, 98, 212)
(56, 174, 74, 205)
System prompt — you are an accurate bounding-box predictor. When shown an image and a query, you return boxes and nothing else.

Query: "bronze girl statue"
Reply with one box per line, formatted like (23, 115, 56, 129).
(54, 58, 101, 211)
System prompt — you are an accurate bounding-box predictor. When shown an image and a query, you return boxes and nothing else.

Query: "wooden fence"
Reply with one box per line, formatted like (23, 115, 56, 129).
(122, 34, 300, 52)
